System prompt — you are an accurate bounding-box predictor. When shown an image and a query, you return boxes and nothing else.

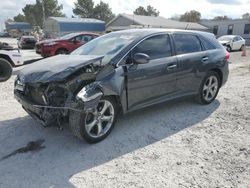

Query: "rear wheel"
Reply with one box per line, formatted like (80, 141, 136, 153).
(226, 46, 232, 52)
(197, 71, 220, 105)
(69, 97, 117, 143)
(0, 58, 13, 82)
(55, 48, 68, 55)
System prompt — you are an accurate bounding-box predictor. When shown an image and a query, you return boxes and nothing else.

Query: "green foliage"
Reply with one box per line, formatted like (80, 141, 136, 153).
(180, 10, 201, 22)
(73, 0, 115, 23)
(213, 15, 231, 21)
(14, 0, 64, 28)
(242, 13, 250, 19)
(73, 0, 95, 18)
(133, 5, 160, 17)
(13, 14, 26, 22)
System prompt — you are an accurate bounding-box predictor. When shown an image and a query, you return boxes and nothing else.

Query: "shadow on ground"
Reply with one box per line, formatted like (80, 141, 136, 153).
(0, 99, 220, 187)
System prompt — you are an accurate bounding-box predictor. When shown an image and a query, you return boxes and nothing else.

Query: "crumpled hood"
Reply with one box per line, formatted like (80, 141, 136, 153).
(18, 55, 104, 83)
(219, 40, 230, 44)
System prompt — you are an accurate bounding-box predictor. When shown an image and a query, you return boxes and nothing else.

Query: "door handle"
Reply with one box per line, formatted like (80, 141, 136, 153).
(167, 64, 177, 70)
(202, 57, 209, 62)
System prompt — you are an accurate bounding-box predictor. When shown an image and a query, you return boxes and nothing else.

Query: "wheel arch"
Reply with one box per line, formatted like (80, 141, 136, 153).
(0, 54, 14, 66)
(55, 48, 69, 54)
(209, 68, 223, 87)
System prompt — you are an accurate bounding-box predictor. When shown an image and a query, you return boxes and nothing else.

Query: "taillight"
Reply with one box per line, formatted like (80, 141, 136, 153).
(225, 51, 230, 61)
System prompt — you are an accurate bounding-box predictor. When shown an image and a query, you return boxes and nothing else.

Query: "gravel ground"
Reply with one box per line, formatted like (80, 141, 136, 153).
(0, 39, 249, 187)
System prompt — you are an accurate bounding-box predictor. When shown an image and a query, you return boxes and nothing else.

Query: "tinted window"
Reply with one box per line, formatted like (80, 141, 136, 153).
(133, 34, 172, 59)
(227, 25, 234, 35)
(81, 35, 93, 42)
(244, 24, 250, 34)
(213, 26, 218, 35)
(173, 34, 202, 55)
(200, 37, 216, 50)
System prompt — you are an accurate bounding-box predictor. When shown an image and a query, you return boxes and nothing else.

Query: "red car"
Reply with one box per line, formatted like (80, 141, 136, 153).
(35, 32, 99, 57)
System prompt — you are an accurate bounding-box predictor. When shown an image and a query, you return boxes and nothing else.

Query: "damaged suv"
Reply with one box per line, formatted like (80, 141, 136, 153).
(14, 29, 229, 143)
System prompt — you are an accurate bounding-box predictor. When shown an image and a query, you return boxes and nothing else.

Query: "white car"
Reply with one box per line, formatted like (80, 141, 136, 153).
(0, 42, 23, 82)
(218, 35, 245, 52)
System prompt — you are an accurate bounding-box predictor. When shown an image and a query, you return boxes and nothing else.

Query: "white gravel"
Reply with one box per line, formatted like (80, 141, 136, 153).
(0, 39, 249, 188)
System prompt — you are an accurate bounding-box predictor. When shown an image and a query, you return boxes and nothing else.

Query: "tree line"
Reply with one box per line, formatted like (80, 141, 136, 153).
(12, 0, 250, 28)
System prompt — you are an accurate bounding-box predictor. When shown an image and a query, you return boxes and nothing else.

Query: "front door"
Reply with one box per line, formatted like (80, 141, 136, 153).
(126, 34, 178, 110)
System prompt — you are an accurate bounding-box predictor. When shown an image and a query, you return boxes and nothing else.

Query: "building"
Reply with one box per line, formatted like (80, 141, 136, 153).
(106, 14, 208, 32)
(5, 22, 31, 37)
(200, 19, 250, 45)
(44, 17, 106, 37)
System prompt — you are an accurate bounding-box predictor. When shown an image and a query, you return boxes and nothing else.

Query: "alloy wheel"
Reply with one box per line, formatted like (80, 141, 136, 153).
(84, 100, 115, 138)
(202, 75, 219, 102)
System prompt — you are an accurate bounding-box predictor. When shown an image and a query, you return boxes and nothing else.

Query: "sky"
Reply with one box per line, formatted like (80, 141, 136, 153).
(0, 0, 250, 30)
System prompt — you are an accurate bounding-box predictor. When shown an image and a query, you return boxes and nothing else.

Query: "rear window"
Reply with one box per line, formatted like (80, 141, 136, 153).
(173, 34, 202, 55)
(200, 37, 216, 50)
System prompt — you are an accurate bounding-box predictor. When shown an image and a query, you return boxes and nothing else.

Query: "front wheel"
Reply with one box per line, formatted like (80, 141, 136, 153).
(197, 71, 220, 105)
(69, 97, 117, 143)
(226, 46, 232, 52)
(0, 58, 13, 82)
(240, 45, 245, 51)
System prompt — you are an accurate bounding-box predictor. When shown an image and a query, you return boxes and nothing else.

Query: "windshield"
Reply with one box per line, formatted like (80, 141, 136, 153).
(218, 36, 233, 41)
(71, 32, 139, 64)
(60, 33, 78, 40)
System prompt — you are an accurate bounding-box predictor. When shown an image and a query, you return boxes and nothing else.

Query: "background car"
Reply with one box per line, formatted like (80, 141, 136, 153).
(0, 42, 23, 82)
(15, 29, 229, 143)
(17, 36, 37, 49)
(218, 35, 245, 52)
(35, 32, 99, 57)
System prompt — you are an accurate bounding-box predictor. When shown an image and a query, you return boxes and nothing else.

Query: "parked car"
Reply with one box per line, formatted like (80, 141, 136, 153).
(0, 32, 10, 37)
(35, 32, 99, 57)
(218, 35, 245, 52)
(17, 36, 37, 49)
(14, 29, 229, 143)
(0, 42, 23, 82)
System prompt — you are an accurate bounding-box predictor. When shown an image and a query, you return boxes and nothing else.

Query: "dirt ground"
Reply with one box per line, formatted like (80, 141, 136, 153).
(0, 40, 249, 187)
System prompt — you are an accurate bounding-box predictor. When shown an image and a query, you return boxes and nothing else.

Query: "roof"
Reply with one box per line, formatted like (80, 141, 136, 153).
(107, 14, 208, 30)
(5, 22, 31, 30)
(49, 17, 105, 24)
(200, 19, 250, 27)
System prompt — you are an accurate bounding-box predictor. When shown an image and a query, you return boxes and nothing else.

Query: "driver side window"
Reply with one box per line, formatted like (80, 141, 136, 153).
(132, 34, 172, 60)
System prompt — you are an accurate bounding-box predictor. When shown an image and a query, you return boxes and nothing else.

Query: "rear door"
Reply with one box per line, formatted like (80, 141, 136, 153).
(126, 34, 178, 110)
(172, 33, 208, 94)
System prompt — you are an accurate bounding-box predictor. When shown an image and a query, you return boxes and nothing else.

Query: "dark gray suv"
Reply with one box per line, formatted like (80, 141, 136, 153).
(14, 29, 229, 143)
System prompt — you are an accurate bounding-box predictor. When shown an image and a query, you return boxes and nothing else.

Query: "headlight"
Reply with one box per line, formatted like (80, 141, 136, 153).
(43, 42, 58, 46)
(76, 85, 103, 102)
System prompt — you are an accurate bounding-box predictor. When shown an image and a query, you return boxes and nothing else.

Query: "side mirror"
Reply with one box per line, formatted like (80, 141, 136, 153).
(133, 53, 150, 64)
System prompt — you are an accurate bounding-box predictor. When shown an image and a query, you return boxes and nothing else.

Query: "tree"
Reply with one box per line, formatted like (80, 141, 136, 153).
(13, 14, 26, 22)
(213, 15, 231, 20)
(134, 5, 160, 16)
(14, 0, 64, 27)
(180, 10, 201, 22)
(242, 13, 250, 19)
(73, 0, 115, 22)
(73, 0, 95, 18)
(93, 1, 115, 22)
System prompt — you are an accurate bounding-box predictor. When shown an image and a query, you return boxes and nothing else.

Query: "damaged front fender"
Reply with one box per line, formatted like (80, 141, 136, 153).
(76, 83, 103, 111)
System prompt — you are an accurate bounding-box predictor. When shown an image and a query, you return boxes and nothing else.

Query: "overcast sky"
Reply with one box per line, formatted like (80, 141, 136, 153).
(1, 0, 250, 30)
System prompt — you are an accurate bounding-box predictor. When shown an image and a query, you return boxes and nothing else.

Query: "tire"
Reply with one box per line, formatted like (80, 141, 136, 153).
(240, 45, 245, 51)
(0, 58, 13, 82)
(69, 96, 118, 143)
(196, 71, 220, 105)
(226, 46, 232, 52)
(55, 49, 68, 55)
